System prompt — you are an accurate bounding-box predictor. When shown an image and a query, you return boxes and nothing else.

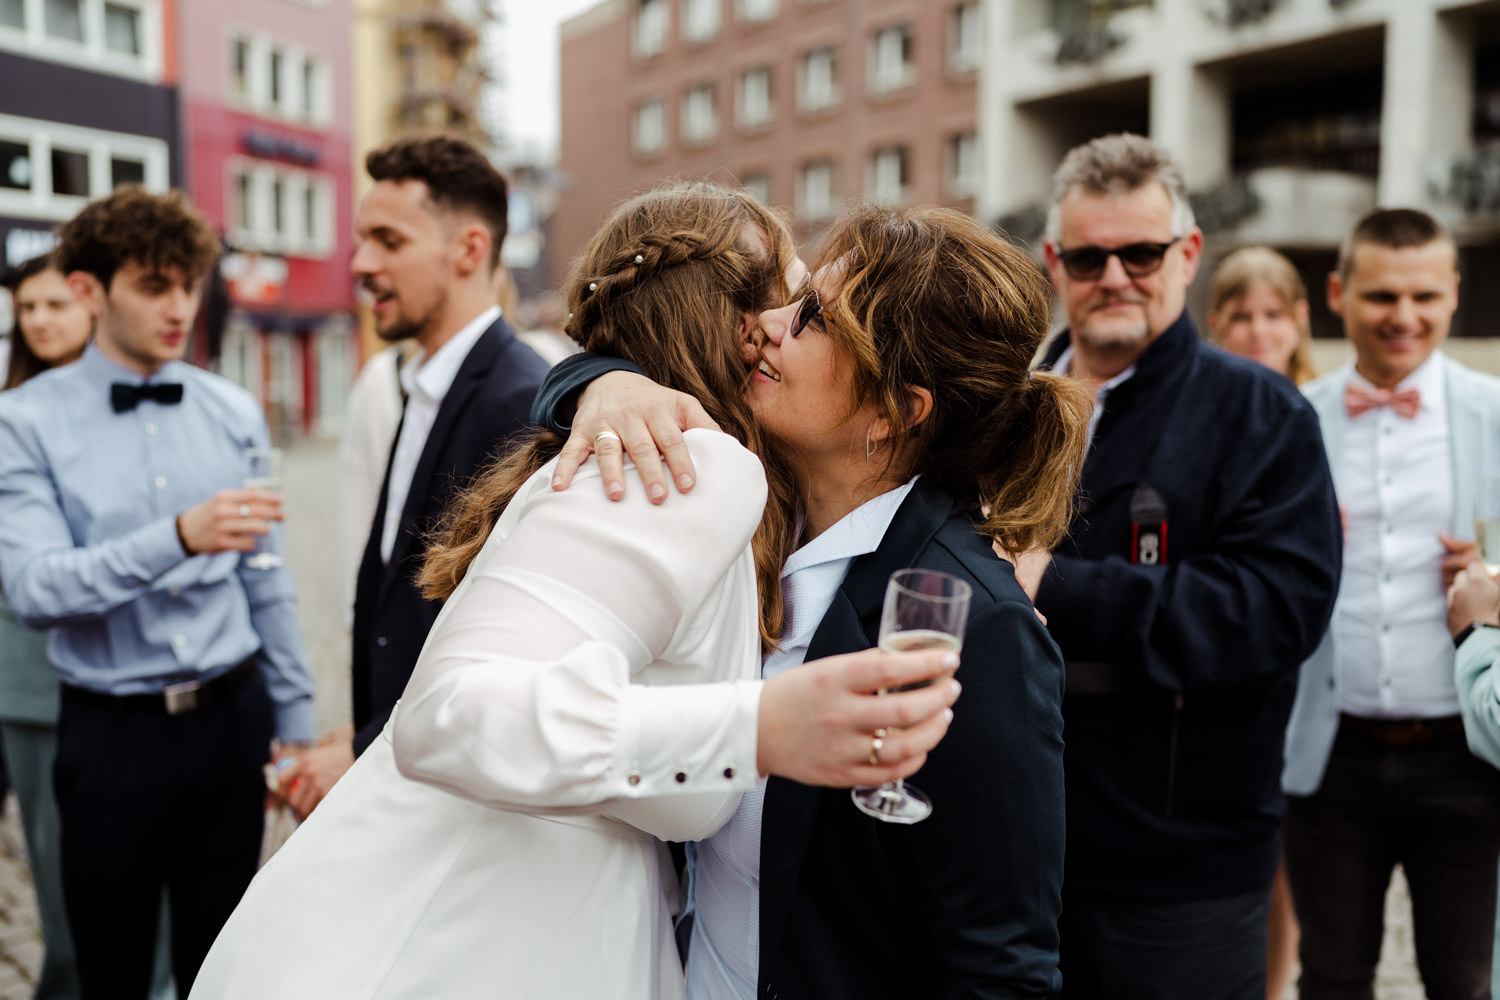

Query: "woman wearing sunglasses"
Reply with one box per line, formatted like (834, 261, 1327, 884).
(539, 205, 1090, 997)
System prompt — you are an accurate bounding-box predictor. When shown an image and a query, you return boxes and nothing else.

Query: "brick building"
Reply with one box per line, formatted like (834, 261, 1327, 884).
(554, 0, 983, 281)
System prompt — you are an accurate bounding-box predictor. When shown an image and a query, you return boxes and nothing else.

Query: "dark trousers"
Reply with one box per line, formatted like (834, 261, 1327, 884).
(1284, 722, 1500, 1000)
(1057, 885, 1269, 1000)
(54, 671, 272, 1000)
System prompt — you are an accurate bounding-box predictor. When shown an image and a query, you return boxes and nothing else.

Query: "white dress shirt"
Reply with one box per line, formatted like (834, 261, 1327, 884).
(1333, 353, 1456, 718)
(685, 479, 917, 1000)
(379, 306, 499, 563)
(1056, 343, 1134, 447)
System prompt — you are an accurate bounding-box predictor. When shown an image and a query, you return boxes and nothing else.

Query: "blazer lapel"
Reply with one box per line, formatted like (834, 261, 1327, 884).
(380, 323, 502, 591)
(758, 481, 958, 982)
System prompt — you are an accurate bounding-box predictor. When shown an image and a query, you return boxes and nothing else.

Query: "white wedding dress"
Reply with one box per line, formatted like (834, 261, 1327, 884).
(191, 430, 768, 1000)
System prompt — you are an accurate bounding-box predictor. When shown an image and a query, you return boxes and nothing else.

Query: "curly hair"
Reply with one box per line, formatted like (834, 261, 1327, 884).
(419, 181, 800, 651)
(366, 135, 509, 270)
(53, 186, 219, 291)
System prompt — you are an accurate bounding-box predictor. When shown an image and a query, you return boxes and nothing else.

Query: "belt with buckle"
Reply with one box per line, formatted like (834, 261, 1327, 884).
(1338, 712, 1465, 749)
(63, 659, 255, 716)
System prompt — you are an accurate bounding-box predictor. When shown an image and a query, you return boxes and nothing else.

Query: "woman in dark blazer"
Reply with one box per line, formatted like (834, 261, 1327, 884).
(540, 205, 1091, 997)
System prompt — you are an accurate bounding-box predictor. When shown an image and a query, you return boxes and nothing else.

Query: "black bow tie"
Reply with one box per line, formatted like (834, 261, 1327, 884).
(110, 382, 184, 413)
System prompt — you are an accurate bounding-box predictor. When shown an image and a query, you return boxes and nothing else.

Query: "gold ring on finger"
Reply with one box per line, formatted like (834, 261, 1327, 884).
(868, 735, 885, 766)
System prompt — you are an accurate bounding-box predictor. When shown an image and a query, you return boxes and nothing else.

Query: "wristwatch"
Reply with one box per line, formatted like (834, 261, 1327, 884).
(1453, 622, 1500, 649)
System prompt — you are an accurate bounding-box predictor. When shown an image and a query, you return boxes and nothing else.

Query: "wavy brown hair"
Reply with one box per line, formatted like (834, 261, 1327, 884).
(1207, 246, 1317, 386)
(419, 181, 800, 650)
(811, 205, 1092, 555)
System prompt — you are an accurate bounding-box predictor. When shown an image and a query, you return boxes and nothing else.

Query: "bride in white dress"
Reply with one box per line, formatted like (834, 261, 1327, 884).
(191, 183, 958, 1000)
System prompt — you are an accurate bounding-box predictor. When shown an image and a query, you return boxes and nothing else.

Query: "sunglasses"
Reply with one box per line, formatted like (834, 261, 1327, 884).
(789, 284, 822, 339)
(1055, 238, 1182, 282)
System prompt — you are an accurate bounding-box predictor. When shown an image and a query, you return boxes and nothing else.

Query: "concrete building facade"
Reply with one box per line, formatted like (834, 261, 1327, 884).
(979, 0, 1500, 347)
(555, 0, 983, 284)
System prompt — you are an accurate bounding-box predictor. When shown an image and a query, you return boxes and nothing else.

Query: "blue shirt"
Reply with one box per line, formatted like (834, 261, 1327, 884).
(685, 479, 916, 1000)
(0, 346, 315, 742)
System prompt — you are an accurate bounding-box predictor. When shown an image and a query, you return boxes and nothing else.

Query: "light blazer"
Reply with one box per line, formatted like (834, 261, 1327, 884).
(351, 316, 549, 755)
(758, 480, 1066, 999)
(1283, 352, 1500, 796)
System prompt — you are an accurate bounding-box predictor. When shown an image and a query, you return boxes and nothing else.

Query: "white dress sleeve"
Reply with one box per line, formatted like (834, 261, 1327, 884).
(391, 428, 766, 840)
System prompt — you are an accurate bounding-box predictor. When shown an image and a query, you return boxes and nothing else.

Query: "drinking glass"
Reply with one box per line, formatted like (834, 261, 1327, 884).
(243, 446, 284, 570)
(850, 568, 971, 824)
(1478, 478, 1500, 576)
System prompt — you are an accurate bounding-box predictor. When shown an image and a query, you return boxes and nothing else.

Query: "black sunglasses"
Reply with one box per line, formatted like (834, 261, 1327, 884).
(789, 284, 822, 338)
(1055, 238, 1182, 282)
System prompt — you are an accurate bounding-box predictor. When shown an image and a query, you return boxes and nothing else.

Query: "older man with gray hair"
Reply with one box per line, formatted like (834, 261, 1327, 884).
(1029, 133, 1343, 998)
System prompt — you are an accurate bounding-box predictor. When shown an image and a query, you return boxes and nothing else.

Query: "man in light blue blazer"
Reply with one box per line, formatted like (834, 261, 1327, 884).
(1282, 208, 1500, 1000)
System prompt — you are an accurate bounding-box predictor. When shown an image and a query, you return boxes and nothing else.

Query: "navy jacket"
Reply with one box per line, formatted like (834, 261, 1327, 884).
(534, 361, 1066, 996)
(352, 317, 549, 754)
(1037, 310, 1341, 901)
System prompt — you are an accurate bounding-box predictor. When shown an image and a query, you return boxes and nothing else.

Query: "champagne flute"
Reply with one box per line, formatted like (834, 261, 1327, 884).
(850, 568, 971, 825)
(1478, 478, 1500, 576)
(243, 446, 284, 570)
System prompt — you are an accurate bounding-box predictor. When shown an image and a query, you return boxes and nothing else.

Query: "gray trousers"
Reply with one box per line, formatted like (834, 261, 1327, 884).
(1, 721, 172, 1000)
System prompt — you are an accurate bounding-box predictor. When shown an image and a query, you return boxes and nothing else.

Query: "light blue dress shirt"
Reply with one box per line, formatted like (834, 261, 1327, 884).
(0, 346, 315, 742)
(685, 479, 916, 1000)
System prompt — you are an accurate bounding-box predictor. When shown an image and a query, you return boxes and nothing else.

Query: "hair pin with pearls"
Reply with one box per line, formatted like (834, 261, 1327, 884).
(634, 254, 644, 264)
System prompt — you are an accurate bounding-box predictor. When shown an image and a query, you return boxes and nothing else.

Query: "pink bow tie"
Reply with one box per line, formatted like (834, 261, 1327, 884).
(1344, 382, 1421, 419)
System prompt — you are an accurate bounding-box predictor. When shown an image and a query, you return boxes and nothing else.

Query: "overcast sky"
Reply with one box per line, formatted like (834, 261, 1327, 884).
(493, 0, 605, 163)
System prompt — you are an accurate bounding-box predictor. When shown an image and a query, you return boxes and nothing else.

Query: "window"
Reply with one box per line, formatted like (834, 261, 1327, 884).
(0, 113, 168, 222)
(742, 172, 771, 205)
(633, 97, 666, 155)
(0, 0, 157, 78)
(50, 147, 88, 196)
(737, 0, 776, 22)
(867, 145, 909, 205)
(737, 66, 772, 129)
(44, 0, 82, 41)
(227, 159, 335, 257)
(948, 2, 980, 73)
(228, 32, 333, 125)
(797, 47, 838, 112)
(103, 1, 139, 55)
(682, 83, 718, 144)
(946, 130, 978, 199)
(682, 0, 719, 43)
(798, 160, 835, 221)
(634, 0, 668, 57)
(868, 24, 915, 94)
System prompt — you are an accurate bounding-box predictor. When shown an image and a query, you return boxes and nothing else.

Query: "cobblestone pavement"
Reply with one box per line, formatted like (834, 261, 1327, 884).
(0, 437, 1436, 997)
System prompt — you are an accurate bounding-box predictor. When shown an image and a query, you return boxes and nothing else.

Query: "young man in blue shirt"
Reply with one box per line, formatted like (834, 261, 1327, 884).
(0, 187, 315, 998)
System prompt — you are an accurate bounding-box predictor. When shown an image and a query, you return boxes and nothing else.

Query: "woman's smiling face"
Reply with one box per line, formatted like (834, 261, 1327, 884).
(746, 262, 880, 467)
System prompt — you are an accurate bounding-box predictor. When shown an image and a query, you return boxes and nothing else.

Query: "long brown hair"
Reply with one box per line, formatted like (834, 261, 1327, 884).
(1207, 246, 1317, 385)
(812, 205, 1092, 555)
(419, 181, 800, 650)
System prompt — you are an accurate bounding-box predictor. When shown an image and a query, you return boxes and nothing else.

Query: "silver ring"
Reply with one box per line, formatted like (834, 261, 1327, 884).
(239, 504, 251, 519)
(868, 735, 885, 766)
(594, 430, 622, 448)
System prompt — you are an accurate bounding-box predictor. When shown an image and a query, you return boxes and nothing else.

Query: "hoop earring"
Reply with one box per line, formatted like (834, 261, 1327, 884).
(865, 428, 880, 463)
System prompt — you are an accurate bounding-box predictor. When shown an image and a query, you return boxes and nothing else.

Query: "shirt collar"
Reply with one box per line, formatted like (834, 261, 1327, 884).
(783, 477, 919, 578)
(1055, 344, 1135, 396)
(77, 343, 189, 385)
(401, 306, 500, 402)
(1348, 350, 1447, 416)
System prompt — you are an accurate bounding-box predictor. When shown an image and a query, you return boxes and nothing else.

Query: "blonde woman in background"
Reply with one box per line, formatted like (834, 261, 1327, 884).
(1206, 245, 1316, 1000)
(1207, 246, 1317, 385)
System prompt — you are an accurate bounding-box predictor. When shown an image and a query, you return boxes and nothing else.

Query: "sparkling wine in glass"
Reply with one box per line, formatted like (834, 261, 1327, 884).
(1478, 478, 1500, 577)
(850, 568, 971, 825)
(243, 446, 284, 570)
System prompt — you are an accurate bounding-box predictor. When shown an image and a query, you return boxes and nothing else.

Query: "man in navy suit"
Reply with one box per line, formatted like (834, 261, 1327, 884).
(279, 136, 549, 814)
